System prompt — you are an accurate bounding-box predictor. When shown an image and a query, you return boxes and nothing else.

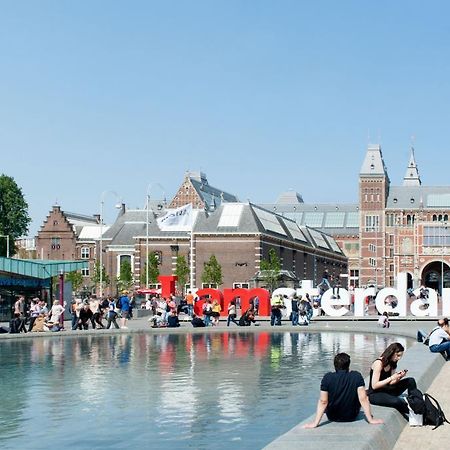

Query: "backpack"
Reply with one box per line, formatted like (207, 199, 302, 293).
(407, 388, 426, 415)
(423, 393, 450, 429)
(116, 297, 122, 309)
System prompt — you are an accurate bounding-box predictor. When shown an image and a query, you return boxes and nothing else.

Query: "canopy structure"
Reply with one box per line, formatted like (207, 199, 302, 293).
(0, 257, 88, 280)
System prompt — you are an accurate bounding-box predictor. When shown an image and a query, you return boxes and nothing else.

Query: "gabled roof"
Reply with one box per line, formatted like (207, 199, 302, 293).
(189, 175, 239, 209)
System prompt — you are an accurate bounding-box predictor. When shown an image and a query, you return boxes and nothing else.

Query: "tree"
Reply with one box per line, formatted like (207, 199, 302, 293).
(140, 252, 160, 286)
(0, 175, 31, 257)
(201, 254, 223, 287)
(91, 261, 110, 290)
(175, 255, 190, 294)
(117, 258, 134, 291)
(65, 270, 83, 293)
(260, 248, 282, 292)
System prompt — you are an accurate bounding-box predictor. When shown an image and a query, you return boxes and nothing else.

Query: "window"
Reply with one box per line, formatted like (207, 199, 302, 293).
(51, 237, 60, 249)
(233, 283, 249, 289)
(365, 215, 379, 232)
(369, 257, 376, 267)
(368, 243, 376, 253)
(389, 264, 394, 272)
(424, 226, 450, 247)
(386, 214, 395, 227)
(350, 269, 359, 287)
(202, 283, 218, 289)
(81, 247, 90, 259)
(81, 267, 90, 277)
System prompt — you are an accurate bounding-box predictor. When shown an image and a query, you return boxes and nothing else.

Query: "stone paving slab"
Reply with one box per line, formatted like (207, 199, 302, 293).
(393, 362, 450, 450)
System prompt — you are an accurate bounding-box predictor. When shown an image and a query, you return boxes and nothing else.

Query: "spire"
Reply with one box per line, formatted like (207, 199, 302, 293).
(359, 144, 389, 180)
(403, 147, 421, 186)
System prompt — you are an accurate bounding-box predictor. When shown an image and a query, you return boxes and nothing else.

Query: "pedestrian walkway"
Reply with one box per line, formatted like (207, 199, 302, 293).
(393, 361, 450, 450)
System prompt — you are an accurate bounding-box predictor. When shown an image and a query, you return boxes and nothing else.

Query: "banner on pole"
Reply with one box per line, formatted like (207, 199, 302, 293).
(157, 203, 193, 231)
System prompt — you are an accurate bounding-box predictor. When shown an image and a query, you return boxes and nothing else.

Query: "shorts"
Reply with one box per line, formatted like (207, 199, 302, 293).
(121, 311, 129, 319)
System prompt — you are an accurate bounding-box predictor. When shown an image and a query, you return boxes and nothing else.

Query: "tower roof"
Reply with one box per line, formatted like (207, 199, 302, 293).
(402, 147, 421, 186)
(359, 144, 389, 179)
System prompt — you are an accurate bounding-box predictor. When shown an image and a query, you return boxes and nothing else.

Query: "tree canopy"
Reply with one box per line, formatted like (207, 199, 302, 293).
(175, 255, 190, 294)
(140, 252, 160, 286)
(260, 248, 282, 292)
(0, 175, 30, 257)
(201, 254, 223, 287)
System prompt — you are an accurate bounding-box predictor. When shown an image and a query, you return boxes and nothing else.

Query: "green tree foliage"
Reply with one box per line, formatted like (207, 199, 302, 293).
(201, 254, 223, 287)
(0, 175, 31, 257)
(117, 259, 134, 291)
(175, 255, 190, 294)
(91, 261, 110, 289)
(65, 270, 83, 293)
(260, 248, 282, 292)
(140, 252, 160, 286)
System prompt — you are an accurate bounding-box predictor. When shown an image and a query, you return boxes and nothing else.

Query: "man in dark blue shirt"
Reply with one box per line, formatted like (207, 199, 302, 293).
(303, 353, 383, 428)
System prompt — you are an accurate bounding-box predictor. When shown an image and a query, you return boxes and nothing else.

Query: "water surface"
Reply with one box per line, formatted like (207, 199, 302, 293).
(0, 332, 411, 449)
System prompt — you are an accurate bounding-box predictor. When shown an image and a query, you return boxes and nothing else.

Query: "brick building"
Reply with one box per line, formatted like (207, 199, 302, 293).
(101, 202, 346, 295)
(35, 205, 103, 294)
(262, 144, 450, 292)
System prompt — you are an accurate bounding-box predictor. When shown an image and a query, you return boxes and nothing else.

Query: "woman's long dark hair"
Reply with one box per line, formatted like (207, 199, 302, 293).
(380, 342, 404, 370)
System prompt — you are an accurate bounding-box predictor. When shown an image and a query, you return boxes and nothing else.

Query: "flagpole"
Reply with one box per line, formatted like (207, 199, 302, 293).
(190, 230, 195, 290)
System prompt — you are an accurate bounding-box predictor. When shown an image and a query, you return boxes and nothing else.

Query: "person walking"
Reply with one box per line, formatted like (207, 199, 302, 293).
(227, 300, 239, 326)
(119, 291, 130, 329)
(106, 298, 120, 329)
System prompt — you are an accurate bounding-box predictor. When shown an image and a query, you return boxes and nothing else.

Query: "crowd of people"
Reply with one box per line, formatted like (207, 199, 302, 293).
(1, 290, 137, 334)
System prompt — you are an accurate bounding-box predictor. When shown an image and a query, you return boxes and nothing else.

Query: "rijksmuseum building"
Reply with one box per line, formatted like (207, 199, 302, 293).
(35, 144, 450, 294)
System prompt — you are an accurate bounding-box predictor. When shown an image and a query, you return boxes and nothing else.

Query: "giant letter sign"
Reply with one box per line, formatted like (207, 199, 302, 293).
(321, 289, 351, 317)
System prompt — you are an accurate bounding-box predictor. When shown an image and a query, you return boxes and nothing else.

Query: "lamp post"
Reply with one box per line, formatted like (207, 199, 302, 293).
(145, 183, 166, 289)
(0, 234, 10, 258)
(99, 191, 121, 298)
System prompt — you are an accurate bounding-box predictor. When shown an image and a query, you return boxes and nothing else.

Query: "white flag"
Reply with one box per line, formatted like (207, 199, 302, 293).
(157, 203, 193, 231)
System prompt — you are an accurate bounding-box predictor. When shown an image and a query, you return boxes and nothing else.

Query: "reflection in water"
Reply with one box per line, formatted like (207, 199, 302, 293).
(0, 332, 410, 449)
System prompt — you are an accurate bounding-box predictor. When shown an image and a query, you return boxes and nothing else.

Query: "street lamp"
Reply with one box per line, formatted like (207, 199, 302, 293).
(0, 234, 10, 258)
(99, 191, 122, 298)
(145, 183, 166, 289)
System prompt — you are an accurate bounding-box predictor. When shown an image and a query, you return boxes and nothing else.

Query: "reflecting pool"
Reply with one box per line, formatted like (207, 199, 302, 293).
(0, 332, 411, 449)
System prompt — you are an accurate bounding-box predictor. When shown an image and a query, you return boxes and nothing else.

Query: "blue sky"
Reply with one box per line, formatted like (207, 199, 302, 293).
(2, 1, 450, 236)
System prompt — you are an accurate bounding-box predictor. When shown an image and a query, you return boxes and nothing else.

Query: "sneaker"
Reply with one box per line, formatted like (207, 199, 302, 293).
(120, 326, 128, 329)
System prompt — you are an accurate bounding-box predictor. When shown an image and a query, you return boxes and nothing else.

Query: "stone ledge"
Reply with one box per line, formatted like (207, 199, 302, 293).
(263, 343, 445, 450)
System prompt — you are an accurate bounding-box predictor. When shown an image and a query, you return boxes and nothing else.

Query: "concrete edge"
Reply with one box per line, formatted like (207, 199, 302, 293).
(263, 341, 446, 450)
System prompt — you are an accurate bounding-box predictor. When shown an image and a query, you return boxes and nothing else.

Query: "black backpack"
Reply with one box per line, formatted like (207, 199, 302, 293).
(407, 388, 426, 415)
(423, 393, 449, 429)
(116, 297, 122, 309)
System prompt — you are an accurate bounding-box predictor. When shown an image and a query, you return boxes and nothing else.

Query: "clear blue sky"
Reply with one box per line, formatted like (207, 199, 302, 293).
(2, 1, 450, 236)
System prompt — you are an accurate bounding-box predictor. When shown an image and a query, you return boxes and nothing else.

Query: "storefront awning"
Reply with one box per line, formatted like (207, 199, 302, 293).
(0, 257, 88, 279)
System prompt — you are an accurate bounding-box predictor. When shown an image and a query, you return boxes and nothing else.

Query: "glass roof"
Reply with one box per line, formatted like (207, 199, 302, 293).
(0, 258, 88, 280)
(346, 212, 359, 228)
(324, 212, 345, 228)
(218, 204, 243, 227)
(304, 212, 324, 228)
(284, 212, 303, 223)
(308, 229, 330, 249)
(254, 209, 287, 236)
(325, 235, 343, 253)
(282, 219, 307, 242)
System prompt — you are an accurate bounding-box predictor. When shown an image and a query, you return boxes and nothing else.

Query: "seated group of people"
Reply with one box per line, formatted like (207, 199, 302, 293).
(305, 317, 450, 429)
(304, 342, 417, 428)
